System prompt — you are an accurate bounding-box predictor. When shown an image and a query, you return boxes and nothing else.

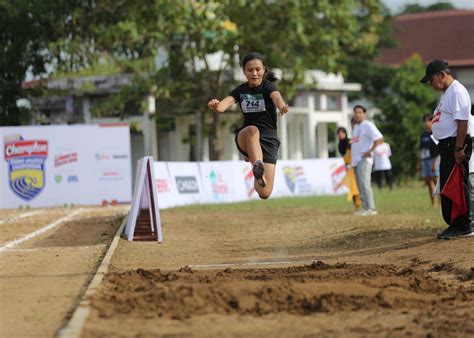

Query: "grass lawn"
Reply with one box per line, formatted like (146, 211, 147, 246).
(176, 182, 442, 222)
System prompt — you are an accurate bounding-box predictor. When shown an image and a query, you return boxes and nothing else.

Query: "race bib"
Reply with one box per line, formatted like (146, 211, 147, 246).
(240, 94, 265, 113)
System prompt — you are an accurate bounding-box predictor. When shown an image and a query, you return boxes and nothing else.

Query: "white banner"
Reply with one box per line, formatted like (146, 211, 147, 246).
(0, 124, 132, 209)
(153, 158, 346, 209)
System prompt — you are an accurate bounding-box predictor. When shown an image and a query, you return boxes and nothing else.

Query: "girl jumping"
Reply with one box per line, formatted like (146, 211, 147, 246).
(208, 52, 288, 199)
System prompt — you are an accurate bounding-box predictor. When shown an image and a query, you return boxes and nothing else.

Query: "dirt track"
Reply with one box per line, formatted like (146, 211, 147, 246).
(0, 206, 127, 338)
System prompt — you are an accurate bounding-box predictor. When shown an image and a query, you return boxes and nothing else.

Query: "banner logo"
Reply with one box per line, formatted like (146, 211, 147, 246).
(282, 165, 310, 194)
(175, 176, 199, 194)
(4, 136, 48, 201)
(54, 152, 77, 167)
(208, 169, 229, 201)
(156, 178, 171, 193)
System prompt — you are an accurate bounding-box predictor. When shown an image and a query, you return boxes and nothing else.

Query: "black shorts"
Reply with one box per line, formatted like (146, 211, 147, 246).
(234, 127, 280, 164)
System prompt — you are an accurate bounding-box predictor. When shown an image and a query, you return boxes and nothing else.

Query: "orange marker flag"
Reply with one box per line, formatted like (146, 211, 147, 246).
(440, 163, 467, 222)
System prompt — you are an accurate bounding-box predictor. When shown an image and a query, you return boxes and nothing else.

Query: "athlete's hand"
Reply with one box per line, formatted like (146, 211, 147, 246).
(278, 104, 289, 116)
(208, 99, 220, 112)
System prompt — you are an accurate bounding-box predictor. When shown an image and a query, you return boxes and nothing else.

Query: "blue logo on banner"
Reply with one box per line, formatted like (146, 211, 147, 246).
(4, 137, 48, 201)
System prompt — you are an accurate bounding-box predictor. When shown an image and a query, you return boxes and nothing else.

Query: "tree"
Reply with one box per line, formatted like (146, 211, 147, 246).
(0, 0, 56, 125)
(228, 0, 387, 93)
(374, 55, 438, 179)
(400, 2, 455, 15)
(1, 0, 167, 125)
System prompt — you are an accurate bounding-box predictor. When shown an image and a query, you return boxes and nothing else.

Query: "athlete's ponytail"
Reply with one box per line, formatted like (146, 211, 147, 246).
(263, 69, 278, 82)
(241, 52, 279, 83)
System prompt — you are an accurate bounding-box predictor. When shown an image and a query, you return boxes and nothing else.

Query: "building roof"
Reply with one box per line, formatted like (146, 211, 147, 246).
(377, 10, 474, 67)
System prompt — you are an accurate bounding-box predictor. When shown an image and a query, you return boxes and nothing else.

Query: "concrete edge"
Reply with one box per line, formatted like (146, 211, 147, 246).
(56, 213, 128, 338)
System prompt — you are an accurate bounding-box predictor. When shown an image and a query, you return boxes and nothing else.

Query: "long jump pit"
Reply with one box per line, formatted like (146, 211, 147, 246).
(1, 202, 473, 338)
(82, 204, 473, 338)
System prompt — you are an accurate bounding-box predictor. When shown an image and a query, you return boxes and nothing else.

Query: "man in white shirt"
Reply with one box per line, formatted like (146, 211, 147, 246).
(373, 142, 393, 190)
(351, 105, 384, 215)
(421, 60, 472, 239)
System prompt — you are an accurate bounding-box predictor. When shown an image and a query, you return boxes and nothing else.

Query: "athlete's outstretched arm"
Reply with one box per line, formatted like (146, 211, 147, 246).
(270, 91, 289, 115)
(208, 96, 236, 113)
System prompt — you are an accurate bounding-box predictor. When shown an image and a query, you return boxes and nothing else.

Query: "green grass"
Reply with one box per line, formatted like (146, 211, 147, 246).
(173, 183, 440, 218)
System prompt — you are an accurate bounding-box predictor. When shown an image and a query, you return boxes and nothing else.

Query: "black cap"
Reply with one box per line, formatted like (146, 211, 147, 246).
(420, 60, 449, 83)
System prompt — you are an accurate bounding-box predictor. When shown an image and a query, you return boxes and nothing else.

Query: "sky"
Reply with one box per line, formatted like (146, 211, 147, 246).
(383, 0, 474, 14)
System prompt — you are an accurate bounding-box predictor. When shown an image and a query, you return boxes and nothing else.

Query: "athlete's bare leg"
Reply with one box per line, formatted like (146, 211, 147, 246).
(237, 126, 263, 163)
(254, 163, 276, 199)
(237, 126, 275, 199)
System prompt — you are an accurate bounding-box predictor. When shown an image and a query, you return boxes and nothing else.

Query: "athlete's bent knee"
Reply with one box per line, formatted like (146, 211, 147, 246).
(245, 125, 260, 138)
(258, 191, 272, 200)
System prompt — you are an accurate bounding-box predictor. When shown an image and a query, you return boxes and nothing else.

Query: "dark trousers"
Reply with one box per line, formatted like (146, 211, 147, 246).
(373, 170, 393, 189)
(438, 135, 472, 227)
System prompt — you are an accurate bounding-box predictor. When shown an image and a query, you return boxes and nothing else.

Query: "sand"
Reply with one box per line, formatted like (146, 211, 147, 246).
(83, 204, 474, 338)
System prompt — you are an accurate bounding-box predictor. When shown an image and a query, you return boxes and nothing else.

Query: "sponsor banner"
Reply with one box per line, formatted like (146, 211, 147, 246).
(152, 158, 346, 209)
(0, 125, 131, 209)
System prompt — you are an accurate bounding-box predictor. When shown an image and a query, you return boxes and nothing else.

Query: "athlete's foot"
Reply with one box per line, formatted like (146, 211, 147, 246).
(253, 160, 266, 187)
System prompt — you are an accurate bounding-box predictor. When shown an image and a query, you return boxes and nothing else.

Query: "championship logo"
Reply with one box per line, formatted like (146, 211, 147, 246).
(282, 165, 311, 194)
(4, 135, 48, 201)
(209, 169, 229, 201)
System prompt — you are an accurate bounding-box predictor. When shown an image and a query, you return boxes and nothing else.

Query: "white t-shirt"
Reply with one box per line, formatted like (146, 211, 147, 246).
(431, 80, 471, 140)
(373, 142, 392, 171)
(351, 120, 383, 167)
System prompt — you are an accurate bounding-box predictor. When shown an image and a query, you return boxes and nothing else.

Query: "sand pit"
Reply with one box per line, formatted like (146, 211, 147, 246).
(85, 262, 474, 337)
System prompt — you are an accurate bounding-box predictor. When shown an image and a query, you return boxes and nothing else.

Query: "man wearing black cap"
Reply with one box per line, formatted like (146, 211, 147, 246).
(421, 60, 472, 239)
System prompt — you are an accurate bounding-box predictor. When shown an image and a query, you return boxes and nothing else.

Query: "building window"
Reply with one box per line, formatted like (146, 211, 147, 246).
(293, 95, 308, 108)
(326, 94, 341, 111)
